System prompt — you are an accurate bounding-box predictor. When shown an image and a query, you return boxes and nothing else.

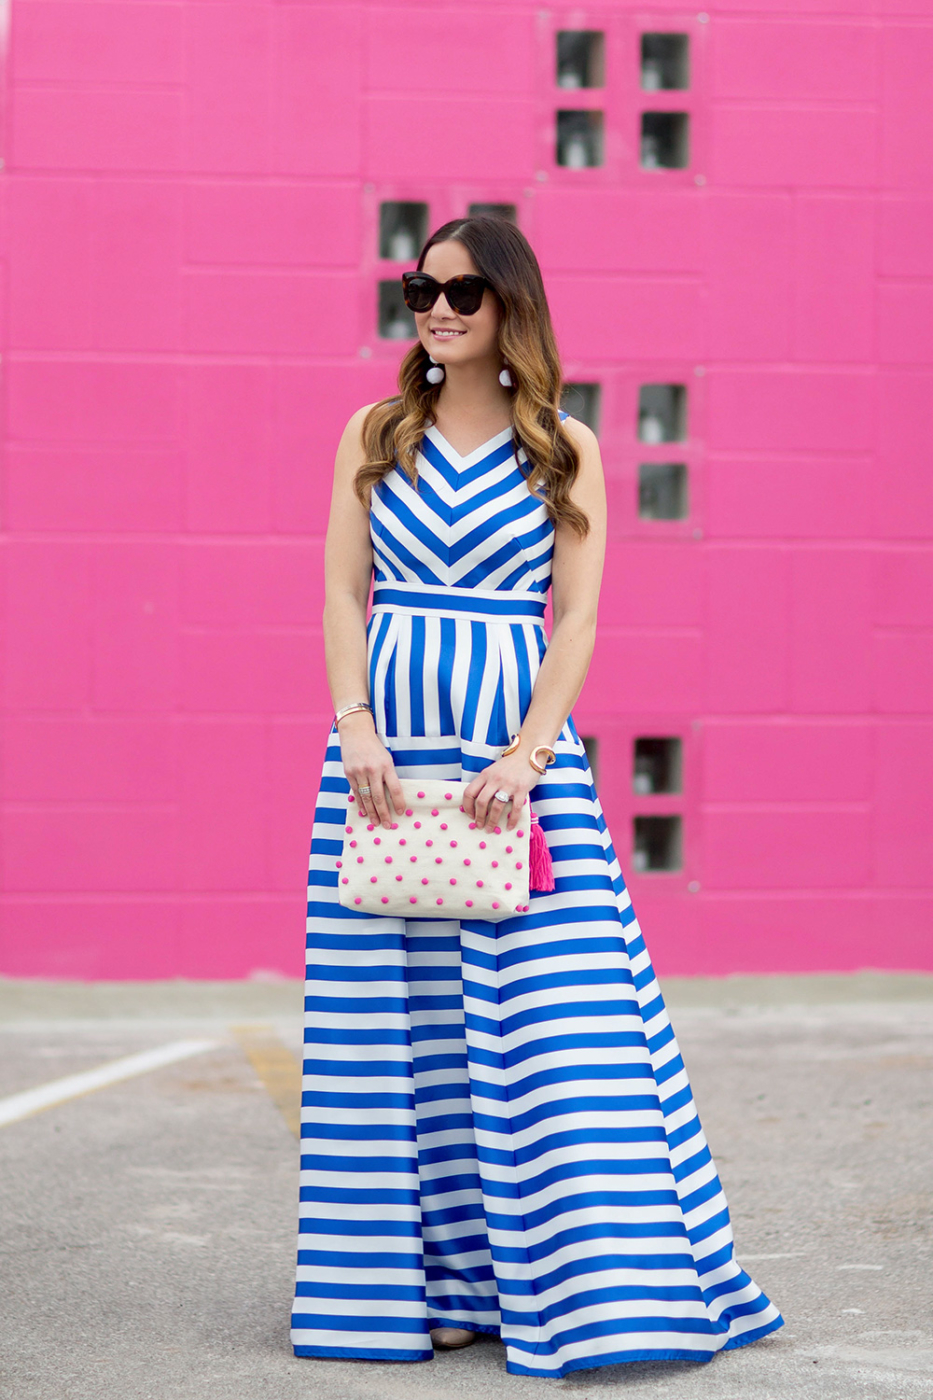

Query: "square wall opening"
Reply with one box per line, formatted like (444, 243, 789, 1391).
(378, 281, 416, 340)
(640, 112, 690, 169)
(557, 111, 604, 168)
(638, 463, 689, 520)
(638, 384, 687, 443)
(557, 31, 606, 89)
(379, 203, 428, 262)
(632, 815, 683, 873)
(641, 33, 690, 90)
(633, 737, 683, 794)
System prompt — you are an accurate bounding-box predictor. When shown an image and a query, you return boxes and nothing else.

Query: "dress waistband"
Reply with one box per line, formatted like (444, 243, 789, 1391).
(371, 581, 547, 624)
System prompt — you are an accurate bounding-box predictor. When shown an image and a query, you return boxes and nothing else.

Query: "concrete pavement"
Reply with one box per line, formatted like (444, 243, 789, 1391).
(1, 972, 931, 1400)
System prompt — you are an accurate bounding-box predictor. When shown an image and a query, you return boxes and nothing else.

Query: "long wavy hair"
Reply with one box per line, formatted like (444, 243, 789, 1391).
(356, 216, 589, 537)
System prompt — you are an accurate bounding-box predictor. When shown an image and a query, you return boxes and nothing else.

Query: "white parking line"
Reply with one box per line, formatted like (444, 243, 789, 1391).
(0, 1040, 219, 1128)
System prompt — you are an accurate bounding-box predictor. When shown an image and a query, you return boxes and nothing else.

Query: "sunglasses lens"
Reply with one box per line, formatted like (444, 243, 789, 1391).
(402, 276, 438, 313)
(447, 278, 486, 315)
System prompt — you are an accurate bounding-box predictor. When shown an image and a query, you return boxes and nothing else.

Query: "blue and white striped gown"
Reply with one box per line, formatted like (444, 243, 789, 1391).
(291, 421, 783, 1378)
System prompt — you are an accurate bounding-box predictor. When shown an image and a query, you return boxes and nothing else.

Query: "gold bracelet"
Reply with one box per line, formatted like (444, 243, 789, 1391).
(502, 732, 521, 756)
(529, 744, 557, 774)
(334, 702, 373, 727)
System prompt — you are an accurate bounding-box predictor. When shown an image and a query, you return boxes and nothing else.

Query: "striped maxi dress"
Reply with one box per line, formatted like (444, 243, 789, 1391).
(291, 419, 784, 1379)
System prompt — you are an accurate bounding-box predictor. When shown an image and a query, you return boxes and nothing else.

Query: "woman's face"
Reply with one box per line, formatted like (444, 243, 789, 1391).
(415, 239, 502, 369)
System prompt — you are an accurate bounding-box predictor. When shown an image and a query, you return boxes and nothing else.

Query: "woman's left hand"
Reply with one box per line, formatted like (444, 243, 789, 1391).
(463, 756, 539, 832)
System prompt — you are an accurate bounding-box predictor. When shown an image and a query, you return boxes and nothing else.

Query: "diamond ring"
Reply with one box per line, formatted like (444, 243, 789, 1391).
(493, 789, 511, 803)
(358, 785, 372, 795)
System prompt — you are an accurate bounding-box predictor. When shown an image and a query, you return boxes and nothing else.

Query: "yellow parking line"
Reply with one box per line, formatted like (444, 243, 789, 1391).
(231, 1024, 302, 1139)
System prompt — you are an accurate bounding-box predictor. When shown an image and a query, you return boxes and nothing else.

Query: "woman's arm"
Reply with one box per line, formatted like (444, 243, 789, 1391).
(323, 405, 406, 829)
(464, 416, 607, 831)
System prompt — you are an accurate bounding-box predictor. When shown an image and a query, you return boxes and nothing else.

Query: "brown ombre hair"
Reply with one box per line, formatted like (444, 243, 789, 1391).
(356, 216, 589, 538)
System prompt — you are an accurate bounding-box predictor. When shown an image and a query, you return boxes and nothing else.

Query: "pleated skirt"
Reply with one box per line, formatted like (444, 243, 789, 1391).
(291, 704, 784, 1378)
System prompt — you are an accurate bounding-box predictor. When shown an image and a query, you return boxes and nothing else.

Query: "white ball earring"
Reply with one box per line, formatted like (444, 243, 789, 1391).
(426, 356, 445, 385)
(499, 364, 514, 388)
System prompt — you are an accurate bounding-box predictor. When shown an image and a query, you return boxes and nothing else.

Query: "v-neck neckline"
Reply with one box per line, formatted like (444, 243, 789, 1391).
(425, 422, 514, 467)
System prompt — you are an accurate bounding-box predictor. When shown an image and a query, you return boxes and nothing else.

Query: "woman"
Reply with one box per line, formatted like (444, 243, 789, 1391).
(290, 216, 783, 1378)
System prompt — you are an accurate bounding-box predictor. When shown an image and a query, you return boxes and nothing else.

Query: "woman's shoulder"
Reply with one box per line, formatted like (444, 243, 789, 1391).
(346, 398, 397, 428)
(559, 411, 597, 447)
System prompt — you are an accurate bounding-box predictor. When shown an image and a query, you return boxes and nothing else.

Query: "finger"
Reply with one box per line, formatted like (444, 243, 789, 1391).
(506, 797, 523, 830)
(462, 782, 479, 819)
(484, 794, 505, 832)
(474, 790, 493, 830)
(385, 774, 406, 818)
(353, 778, 375, 822)
(370, 777, 394, 830)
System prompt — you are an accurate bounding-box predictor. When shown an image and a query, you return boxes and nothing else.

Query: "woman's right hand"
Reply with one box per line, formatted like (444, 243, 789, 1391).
(338, 713, 406, 830)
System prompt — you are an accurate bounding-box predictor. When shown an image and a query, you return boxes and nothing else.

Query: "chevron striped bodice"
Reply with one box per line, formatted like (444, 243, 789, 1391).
(366, 421, 563, 747)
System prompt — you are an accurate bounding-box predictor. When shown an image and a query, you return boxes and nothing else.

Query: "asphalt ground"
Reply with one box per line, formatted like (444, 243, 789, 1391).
(1, 972, 932, 1400)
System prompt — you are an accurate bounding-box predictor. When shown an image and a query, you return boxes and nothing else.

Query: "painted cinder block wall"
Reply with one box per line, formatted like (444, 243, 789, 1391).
(1, 1, 931, 979)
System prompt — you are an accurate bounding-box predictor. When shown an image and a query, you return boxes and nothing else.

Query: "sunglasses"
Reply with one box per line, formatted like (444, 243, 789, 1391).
(401, 272, 493, 317)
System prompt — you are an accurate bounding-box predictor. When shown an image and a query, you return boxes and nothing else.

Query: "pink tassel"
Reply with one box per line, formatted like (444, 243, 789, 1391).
(528, 811, 555, 892)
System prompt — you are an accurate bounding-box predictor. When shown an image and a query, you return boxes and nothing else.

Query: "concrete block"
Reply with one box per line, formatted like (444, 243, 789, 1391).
(185, 181, 360, 267)
(711, 19, 876, 100)
(7, 178, 93, 349)
(2, 807, 180, 892)
(583, 633, 703, 714)
(879, 197, 933, 276)
(874, 632, 933, 714)
(11, 88, 183, 171)
(873, 372, 933, 538)
(703, 809, 871, 890)
(874, 550, 933, 627)
(695, 895, 875, 975)
(710, 105, 877, 187)
(273, 4, 362, 175)
(707, 457, 871, 540)
(707, 370, 874, 453)
(0, 899, 180, 978)
(601, 544, 703, 628)
(6, 360, 179, 444)
(793, 196, 874, 362)
(91, 544, 180, 711)
(3, 542, 93, 709)
(705, 193, 791, 360)
(183, 269, 359, 355)
(177, 897, 302, 978)
(878, 283, 933, 365)
(535, 190, 703, 273)
(704, 721, 872, 803)
(12, 1, 184, 84)
(4, 447, 184, 533)
(181, 542, 324, 628)
(177, 720, 267, 892)
(705, 548, 789, 713)
(875, 722, 933, 888)
(185, 4, 273, 173)
(180, 629, 322, 715)
(185, 364, 273, 532)
(789, 549, 872, 714)
(881, 26, 933, 189)
(3, 717, 176, 803)
(548, 277, 703, 361)
(365, 98, 534, 180)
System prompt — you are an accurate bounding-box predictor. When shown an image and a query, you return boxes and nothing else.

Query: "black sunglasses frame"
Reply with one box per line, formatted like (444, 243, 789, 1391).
(401, 272, 493, 317)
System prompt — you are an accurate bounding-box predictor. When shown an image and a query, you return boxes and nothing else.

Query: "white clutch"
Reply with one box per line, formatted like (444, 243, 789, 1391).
(336, 778, 533, 921)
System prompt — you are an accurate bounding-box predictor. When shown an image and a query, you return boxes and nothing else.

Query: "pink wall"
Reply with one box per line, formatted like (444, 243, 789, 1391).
(1, 1, 931, 980)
